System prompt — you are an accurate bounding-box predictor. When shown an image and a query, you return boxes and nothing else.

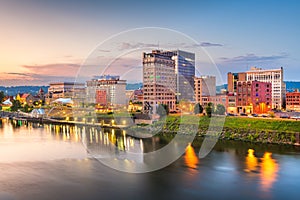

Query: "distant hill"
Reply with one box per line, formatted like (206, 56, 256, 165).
(0, 86, 49, 96)
(127, 81, 300, 93)
(216, 84, 228, 93)
(126, 83, 143, 90)
(285, 81, 300, 92)
(0, 83, 144, 96)
(1, 81, 298, 96)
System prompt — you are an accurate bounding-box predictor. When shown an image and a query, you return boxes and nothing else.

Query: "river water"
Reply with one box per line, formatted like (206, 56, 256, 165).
(0, 118, 300, 200)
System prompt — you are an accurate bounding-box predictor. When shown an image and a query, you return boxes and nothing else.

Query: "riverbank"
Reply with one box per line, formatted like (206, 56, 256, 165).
(150, 115, 300, 146)
(1, 111, 300, 145)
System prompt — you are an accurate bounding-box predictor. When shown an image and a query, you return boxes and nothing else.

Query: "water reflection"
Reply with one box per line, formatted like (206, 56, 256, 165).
(44, 122, 146, 167)
(0, 119, 148, 165)
(245, 149, 258, 173)
(2, 118, 300, 199)
(260, 152, 279, 193)
(0, 120, 87, 162)
(184, 143, 199, 169)
(245, 149, 279, 194)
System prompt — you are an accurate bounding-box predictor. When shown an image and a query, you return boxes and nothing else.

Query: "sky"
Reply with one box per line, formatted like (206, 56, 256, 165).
(1, 0, 300, 86)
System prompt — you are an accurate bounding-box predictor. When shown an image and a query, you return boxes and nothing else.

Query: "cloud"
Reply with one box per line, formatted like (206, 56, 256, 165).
(178, 42, 223, 48)
(22, 63, 81, 76)
(0, 58, 144, 86)
(198, 42, 223, 47)
(119, 42, 158, 50)
(220, 53, 288, 63)
(118, 41, 223, 51)
(98, 49, 111, 53)
(0, 73, 79, 86)
(6, 72, 33, 77)
(0, 63, 83, 86)
(214, 53, 289, 84)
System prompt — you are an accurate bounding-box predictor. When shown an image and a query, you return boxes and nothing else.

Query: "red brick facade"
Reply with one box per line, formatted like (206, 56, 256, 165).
(236, 81, 272, 114)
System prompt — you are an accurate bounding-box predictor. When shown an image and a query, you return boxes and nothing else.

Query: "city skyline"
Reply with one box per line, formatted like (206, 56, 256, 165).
(1, 0, 300, 86)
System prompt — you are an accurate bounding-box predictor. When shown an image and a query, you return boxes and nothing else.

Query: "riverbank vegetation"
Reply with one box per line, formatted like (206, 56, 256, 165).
(135, 115, 300, 145)
(153, 115, 300, 133)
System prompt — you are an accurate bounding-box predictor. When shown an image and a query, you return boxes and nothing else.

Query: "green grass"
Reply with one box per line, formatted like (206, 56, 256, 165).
(165, 115, 300, 133)
(223, 117, 300, 133)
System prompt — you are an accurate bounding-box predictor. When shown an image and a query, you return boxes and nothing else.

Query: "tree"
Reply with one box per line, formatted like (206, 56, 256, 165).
(194, 103, 203, 114)
(205, 102, 214, 118)
(215, 104, 226, 115)
(156, 104, 169, 117)
(22, 104, 30, 113)
(0, 91, 5, 103)
(11, 100, 21, 112)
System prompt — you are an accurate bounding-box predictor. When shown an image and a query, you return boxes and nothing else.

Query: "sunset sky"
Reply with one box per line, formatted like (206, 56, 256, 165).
(1, 0, 300, 86)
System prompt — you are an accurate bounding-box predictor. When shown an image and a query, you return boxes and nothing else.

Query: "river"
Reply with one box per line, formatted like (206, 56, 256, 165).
(0, 118, 300, 200)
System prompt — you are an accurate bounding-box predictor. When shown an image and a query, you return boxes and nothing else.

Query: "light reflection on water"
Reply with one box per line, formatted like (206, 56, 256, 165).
(245, 149, 258, 173)
(260, 152, 279, 193)
(244, 148, 280, 197)
(0, 119, 143, 163)
(1, 118, 300, 199)
(184, 143, 199, 169)
(0, 119, 87, 162)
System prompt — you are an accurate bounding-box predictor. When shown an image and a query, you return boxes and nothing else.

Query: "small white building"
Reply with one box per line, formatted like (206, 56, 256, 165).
(31, 108, 46, 118)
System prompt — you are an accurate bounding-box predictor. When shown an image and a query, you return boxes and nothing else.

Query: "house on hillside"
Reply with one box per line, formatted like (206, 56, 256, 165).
(16, 93, 35, 106)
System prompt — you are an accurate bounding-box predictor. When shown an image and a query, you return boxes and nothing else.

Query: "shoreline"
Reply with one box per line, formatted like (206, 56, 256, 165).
(1, 113, 300, 146)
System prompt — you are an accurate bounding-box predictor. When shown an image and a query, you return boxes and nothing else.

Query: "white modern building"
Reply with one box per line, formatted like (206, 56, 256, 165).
(86, 75, 126, 106)
(246, 67, 286, 109)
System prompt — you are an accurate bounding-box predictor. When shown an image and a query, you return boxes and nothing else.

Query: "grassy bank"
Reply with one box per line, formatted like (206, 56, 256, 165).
(159, 115, 300, 133)
(223, 117, 300, 133)
(137, 115, 300, 145)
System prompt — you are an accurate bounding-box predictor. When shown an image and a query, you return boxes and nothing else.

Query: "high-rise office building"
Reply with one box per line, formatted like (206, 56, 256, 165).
(142, 50, 176, 113)
(160, 50, 195, 101)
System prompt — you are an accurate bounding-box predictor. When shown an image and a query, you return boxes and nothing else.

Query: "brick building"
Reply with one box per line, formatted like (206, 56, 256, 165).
(286, 90, 300, 111)
(236, 81, 272, 114)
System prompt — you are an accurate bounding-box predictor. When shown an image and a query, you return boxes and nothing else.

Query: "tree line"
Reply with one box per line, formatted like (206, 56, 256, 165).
(194, 102, 225, 117)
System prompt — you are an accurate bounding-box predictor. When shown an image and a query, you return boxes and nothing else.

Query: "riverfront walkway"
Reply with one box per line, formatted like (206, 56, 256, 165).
(0, 111, 130, 129)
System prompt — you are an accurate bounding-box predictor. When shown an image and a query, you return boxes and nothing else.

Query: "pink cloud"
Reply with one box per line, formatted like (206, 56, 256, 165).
(22, 63, 80, 76)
